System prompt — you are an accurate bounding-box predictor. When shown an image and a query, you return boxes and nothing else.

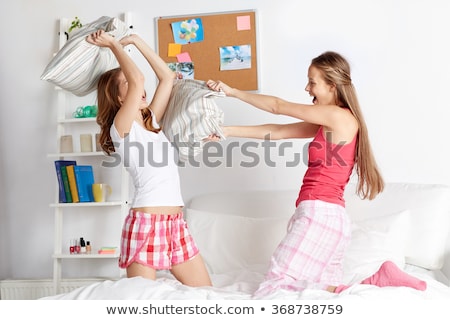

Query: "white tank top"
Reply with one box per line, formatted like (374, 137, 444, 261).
(110, 118, 184, 208)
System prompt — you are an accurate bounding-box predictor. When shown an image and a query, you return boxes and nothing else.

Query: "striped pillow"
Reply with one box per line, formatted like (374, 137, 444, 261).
(41, 16, 130, 96)
(161, 79, 226, 162)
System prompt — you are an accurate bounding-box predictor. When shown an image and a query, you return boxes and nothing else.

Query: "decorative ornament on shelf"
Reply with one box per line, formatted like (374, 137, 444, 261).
(68, 17, 83, 33)
(73, 105, 98, 118)
(63, 16, 83, 41)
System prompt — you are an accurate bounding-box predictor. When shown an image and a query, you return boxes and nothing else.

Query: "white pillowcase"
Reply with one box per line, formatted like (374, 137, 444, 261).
(342, 209, 411, 284)
(41, 16, 130, 96)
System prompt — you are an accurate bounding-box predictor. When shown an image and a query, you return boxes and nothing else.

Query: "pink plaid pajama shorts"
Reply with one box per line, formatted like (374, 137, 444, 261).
(119, 210, 199, 270)
(254, 200, 351, 297)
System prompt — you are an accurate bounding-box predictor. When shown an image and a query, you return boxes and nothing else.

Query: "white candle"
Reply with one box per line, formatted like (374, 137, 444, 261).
(80, 134, 93, 152)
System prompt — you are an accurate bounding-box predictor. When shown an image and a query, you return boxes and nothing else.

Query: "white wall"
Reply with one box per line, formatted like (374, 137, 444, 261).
(0, 0, 449, 280)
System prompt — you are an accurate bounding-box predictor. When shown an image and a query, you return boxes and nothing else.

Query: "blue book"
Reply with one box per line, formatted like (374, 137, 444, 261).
(54, 160, 77, 203)
(73, 165, 95, 202)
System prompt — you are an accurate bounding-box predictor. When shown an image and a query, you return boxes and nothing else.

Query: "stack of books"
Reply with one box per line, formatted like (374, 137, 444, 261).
(98, 247, 118, 254)
(54, 160, 95, 203)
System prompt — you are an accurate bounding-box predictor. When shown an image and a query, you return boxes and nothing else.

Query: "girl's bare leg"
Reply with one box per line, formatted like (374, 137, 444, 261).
(127, 262, 157, 280)
(171, 254, 212, 287)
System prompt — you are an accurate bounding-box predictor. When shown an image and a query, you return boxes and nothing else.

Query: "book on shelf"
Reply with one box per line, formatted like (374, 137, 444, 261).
(98, 246, 118, 254)
(73, 165, 95, 202)
(54, 160, 76, 203)
(66, 165, 79, 203)
(60, 166, 73, 203)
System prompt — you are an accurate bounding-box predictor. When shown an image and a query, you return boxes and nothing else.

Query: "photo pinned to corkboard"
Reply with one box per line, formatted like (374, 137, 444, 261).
(156, 10, 259, 91)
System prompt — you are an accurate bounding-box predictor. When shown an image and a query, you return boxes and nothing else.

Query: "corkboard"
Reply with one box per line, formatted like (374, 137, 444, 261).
(156, 10, 258, 91)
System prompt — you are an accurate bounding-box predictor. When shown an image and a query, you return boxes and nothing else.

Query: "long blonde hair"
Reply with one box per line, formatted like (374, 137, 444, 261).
(96, 67, 161, 155)
(311, 51, 384, 200)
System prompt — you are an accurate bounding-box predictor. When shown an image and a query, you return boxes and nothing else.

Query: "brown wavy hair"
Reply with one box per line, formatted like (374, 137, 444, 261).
(311, 51, 384, 200)
(96, 67, 161, 155)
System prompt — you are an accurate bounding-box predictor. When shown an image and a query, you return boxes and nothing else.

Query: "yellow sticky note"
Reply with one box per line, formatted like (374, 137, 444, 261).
(237, 15, 251, 31)
(168, 43, 182, 57)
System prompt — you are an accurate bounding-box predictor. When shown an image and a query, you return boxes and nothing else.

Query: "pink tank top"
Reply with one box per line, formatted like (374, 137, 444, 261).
(296, 126, 357, 207)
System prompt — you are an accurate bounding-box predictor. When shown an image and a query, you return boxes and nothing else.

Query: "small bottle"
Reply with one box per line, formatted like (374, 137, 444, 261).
(80, 237, 86, 254)
(69, 238, 76, 254)
(86, 241, 91, 254)
(75, 239, 81, 254)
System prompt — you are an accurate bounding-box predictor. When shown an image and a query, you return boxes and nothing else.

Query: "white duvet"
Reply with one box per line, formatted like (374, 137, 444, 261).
(42, 264, 450, 300)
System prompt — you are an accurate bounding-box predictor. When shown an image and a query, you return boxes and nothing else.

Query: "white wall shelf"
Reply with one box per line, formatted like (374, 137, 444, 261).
(57, 118, 97, 124)
(48, 152, 106, 158)
(50, 201, 124, 208)
(49, 15, 131, 295)
(52, 254, 120, 259)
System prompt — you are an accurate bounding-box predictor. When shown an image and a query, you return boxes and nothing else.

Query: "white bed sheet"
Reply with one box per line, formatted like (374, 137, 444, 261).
(42, 264, 450, 300)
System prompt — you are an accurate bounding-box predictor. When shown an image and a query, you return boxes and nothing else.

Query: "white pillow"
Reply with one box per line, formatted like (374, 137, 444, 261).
(342, 209, 411, 284)
(185, 208, 289, 274)
(345, 183, 450, 270)
(161, 79, 226, 162)
(41, 16, 130, 96)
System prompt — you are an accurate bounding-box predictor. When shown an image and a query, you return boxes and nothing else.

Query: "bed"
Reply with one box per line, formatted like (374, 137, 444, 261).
(41, 183, 450, 300)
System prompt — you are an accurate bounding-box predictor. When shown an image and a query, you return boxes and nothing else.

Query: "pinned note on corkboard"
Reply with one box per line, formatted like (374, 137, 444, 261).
(156, 10, 259, 91)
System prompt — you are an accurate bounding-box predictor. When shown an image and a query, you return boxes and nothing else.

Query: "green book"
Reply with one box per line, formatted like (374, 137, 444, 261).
(60, 166, 73, 203)
(54, 160, 76, 203)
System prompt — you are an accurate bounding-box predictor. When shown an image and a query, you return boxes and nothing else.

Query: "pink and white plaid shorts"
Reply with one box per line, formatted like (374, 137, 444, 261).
(119, 210, 199, 270)
(254, 200, 351, 297)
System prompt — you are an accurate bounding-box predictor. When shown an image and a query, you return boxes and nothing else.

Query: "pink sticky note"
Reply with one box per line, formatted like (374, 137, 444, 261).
(237, 15, 251, 31)
(176, 52, 192, 63)
(168, 43, 182, 57)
